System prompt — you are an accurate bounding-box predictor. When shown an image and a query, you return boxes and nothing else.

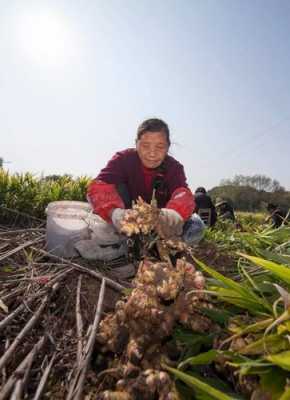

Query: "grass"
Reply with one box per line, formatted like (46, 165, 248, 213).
(0, 170, 90, 219)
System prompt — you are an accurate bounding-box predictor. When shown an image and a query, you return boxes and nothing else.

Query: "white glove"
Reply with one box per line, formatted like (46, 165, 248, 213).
(111, 208, 127, 233)
(158, 208, 184, 238)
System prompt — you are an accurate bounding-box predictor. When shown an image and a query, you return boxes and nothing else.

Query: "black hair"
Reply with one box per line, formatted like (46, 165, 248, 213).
(267, 203, 277, 211)
(136, 118, 170, 146)
(195, 187, 206, 194)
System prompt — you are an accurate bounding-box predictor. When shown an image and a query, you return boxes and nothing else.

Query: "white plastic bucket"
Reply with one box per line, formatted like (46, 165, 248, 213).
(84, 213, 122, 244)
(45, 201, 91, 257)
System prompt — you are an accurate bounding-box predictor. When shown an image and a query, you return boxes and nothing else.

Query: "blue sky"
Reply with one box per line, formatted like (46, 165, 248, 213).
(1, 0, 290, 190)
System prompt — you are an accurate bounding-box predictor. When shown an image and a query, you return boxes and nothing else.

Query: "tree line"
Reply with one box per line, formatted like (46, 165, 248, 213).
(1, 165, 288, 213)
(209, 174, 290, 212)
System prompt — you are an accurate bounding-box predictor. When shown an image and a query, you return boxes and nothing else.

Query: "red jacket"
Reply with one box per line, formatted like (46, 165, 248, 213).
(87, 149, 195, 222)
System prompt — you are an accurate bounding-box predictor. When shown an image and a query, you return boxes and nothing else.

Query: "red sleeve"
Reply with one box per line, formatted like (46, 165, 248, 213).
(87, 180, 125, 222)
(165, 187, 196, 220)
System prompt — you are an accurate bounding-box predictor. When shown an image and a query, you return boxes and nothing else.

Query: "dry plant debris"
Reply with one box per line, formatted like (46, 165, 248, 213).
(0, 215, 127, 400)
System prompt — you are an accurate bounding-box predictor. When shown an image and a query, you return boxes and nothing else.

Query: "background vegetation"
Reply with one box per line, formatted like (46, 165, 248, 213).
(209, 174, 290, 212)
(0, 169, 89, 218)
(0, 170, 289, 217)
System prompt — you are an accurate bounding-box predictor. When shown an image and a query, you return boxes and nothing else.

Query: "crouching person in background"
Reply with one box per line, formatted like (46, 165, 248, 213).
(215, 197, 236, 222)
(266, 203, 289, 228)
(75, 118, 205, 270)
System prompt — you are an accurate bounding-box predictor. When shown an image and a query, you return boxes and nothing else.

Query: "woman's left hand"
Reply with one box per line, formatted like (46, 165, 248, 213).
(157, 208, 184, 238)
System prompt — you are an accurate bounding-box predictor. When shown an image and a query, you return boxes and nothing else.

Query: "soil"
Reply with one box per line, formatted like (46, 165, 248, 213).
(191, 239, 237, 276)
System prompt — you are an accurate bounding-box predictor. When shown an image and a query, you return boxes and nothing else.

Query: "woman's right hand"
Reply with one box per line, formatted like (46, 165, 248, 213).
(111, 208, 127, 233)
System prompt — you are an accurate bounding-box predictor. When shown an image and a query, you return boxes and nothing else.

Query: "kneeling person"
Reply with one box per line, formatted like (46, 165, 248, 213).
(77, 118, 204, 262)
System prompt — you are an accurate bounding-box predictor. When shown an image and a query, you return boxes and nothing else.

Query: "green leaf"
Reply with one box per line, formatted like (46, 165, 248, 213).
(208, 286, 270, 314)
(226, 357, 272, 374)
(178, 350, 218, 370)
(173, 328, 213, 348)
(267, 351, 290, 371)
(200, 307, 232, 326)
(190, 372, 241, 400)
(260, 368, 288, 400)
(258, 250, 290, 266)
(279, 388, 290, 400)
(2, 265, 13, 272)
(220, 317, 274, 351)
(163, 365, 242, 400)
(193, 257, 252, 295)
(239, 254, 290, 286)
(278, 321, 290, 335)
(240, 334, 289, 355)
(193, 257, 272, 314)
(176, 382, 196, 400)
(262, 227, 290, 243)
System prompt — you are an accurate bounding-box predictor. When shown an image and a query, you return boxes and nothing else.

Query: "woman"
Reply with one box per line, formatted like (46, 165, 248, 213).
(76, 118, 204, 261)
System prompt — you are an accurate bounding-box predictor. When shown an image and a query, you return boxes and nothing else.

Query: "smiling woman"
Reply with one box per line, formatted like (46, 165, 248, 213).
(16, 10, 76, 67)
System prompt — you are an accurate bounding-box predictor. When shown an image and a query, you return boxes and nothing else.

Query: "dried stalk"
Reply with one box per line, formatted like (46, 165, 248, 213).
(0, 243, 9, 251)
(1, 288, 25, 302)
(10, 380, 22, 400)
(32, 353, 56, 400)
(0, 336, 46, 400)
(0, 283, 59, 371)
(10, 338, 36, 400)
(1, 277, 32, 284)
(0, 300, 34, 332)
(33, 247, 125, 292)
(0, 236, 45, 262)
(0, 206, 44, 223)
(1, 339, 9, 387)
(45, 267, 73, 287)
(76, 276, 83, 364)
(66, 278, 106, 400)
(0, 269, 72, 332)
(0, 228, 45, 236)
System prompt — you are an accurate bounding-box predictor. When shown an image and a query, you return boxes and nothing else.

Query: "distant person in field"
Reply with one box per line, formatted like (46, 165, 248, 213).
(266, 203, 289, 228)
(194, 187, 217, 227)
(215, 197, 235, 222)
(75, 118, 205, 264)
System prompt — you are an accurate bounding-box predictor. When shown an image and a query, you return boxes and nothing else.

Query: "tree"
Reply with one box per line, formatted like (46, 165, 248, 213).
(42, 174, 73, 182)
(209, 185, 261, 211)
(0, 157, 3, 168)
(271, 179, 285, 192)
(220, 174, 285, 192)
(211, 174, 289, 211)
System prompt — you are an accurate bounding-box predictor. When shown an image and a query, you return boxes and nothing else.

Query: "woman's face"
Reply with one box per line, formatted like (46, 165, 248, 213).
(136, 131, 169, 169)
